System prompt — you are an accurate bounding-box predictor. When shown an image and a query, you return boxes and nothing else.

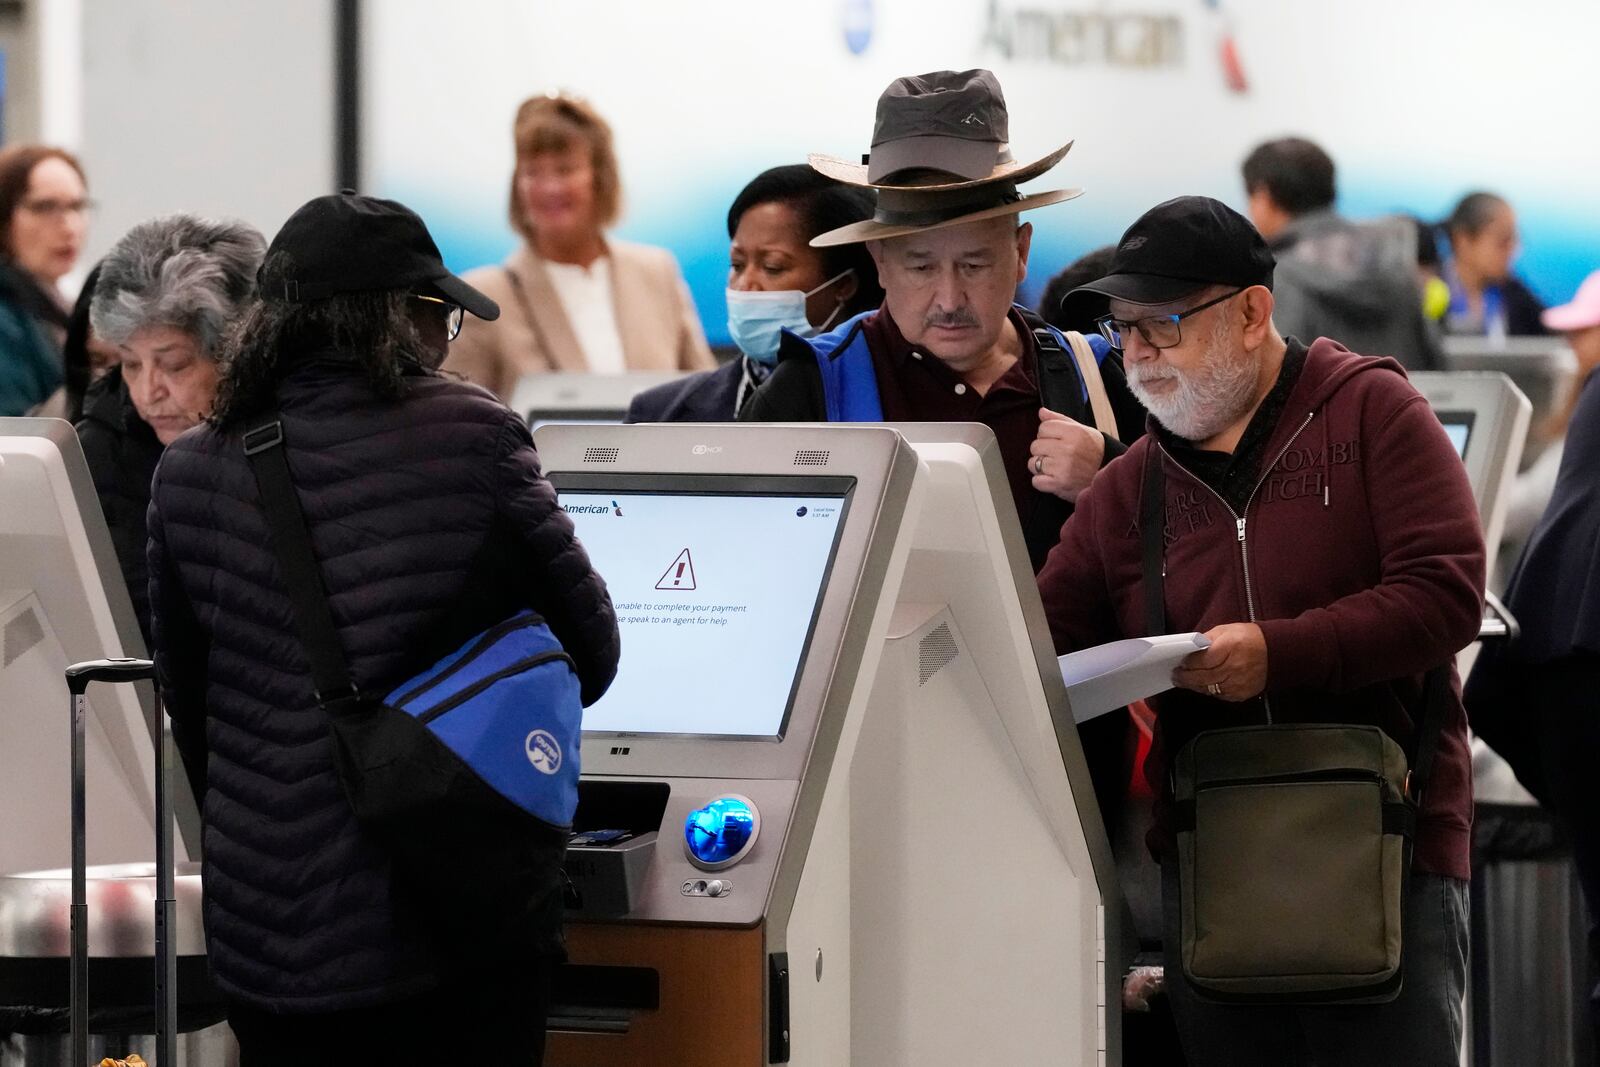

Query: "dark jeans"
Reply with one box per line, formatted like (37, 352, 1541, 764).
(1527, 656, 1600, 1049)
(1161, 861, 1468, 1066)
(227, 967, 550, 1067)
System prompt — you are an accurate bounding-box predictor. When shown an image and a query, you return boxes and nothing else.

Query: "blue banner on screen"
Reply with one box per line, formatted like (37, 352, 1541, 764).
(560, 490, 846, 738)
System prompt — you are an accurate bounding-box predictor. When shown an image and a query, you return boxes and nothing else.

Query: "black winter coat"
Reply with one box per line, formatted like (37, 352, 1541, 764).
(75, 366, 163, 647)
(148, 354, 619, 1012)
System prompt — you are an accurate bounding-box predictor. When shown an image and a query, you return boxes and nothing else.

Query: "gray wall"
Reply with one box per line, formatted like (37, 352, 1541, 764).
(80, 0, 335, 264)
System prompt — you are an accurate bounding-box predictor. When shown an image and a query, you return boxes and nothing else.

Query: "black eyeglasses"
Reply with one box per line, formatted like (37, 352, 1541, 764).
(1096, 289, 1244, 351)
(410, 294, 464, 342)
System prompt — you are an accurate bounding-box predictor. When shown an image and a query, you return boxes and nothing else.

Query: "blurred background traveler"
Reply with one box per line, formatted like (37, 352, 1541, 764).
(1442, 191, 1548, 338)
(446, 92, 713, 398)
(1241, 136, 1441, 370)
(0, 144, 90, 414)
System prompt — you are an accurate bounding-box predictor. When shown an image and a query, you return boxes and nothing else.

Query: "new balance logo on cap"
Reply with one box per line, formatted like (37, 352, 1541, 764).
(1122, 236, 1148, 251)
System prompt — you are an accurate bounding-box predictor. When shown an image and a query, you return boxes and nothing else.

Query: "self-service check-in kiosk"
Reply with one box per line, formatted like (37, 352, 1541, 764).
(1412, 371, 1531, 634)
(0, 419, 200, 872)
(535, 422, 1121, 1066)
(0, 420, 221, 1062)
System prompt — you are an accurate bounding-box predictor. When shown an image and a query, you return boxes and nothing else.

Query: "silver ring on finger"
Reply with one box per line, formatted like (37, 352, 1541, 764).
(1034, 455, 1045, 475)
(1207, 682, 1222, 697)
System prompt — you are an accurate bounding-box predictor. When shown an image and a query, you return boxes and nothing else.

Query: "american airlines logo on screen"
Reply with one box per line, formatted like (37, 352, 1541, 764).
(562, 501, 624, 517)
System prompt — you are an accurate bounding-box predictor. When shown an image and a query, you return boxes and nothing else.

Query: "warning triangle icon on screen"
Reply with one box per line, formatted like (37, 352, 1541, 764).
(655, 548, 697, 591)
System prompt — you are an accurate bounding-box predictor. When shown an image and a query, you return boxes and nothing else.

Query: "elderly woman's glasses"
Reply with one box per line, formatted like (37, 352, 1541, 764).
(410, 294, 464, 342)
(1096, 289, 1243, 350)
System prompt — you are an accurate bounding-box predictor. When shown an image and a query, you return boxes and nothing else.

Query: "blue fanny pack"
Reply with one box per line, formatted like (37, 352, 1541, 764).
(383, 611, 582, 828)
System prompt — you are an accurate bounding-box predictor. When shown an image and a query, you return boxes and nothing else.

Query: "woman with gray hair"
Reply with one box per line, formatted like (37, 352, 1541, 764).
(77, 214, 264, 641)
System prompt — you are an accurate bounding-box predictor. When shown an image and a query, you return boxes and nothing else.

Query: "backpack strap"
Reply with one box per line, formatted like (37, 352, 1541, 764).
(242, 415, 361, 709)
(1033, 326, 1119, 441)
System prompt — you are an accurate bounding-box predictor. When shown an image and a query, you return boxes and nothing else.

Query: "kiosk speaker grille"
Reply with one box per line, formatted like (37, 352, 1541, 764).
(583, 447, 621, 463)
(793, 450, 830, 466)
(918, 622, 960, 685)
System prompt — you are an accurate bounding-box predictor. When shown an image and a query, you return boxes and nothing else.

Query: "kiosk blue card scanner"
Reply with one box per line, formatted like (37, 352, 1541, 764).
(537, 423, 1122, 1066)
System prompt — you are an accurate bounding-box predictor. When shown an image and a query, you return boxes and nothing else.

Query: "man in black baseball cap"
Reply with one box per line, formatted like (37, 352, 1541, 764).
(1041, 193, 1483, 1066)
(258, 190, 499, 363)
(1063, 195, 1277, 446)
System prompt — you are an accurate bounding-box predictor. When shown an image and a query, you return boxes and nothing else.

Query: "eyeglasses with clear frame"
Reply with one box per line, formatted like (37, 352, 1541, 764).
(1096, 288, 1244, 350)
(410, 293, 464, 342)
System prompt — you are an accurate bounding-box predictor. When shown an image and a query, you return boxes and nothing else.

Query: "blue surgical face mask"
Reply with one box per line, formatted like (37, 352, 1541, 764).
(726, 269, 853, 365)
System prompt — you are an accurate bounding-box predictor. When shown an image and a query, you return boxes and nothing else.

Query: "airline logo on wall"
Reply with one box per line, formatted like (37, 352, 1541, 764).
(979, 0, 1249, 93)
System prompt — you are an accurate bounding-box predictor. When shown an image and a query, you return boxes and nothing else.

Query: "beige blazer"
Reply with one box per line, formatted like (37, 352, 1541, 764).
(444, 240, 715, 400)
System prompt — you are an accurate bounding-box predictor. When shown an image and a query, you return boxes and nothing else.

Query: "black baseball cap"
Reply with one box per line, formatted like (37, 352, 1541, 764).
(866, 69, 1013, 184)
(258, 191, 499, 320)
(1066, 195, 1275, 311)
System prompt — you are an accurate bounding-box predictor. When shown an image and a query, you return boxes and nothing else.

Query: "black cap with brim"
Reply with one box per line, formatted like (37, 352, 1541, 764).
(261, 191, 500, 321)
(425, 272, 499, 321)
(1064, 195, 1274, 316)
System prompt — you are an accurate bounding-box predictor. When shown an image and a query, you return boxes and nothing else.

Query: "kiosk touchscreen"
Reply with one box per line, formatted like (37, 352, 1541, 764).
(0, 419, 199, 874)
(537, 423, 1119, 1067)
(509, 370, 690, 428)
(1411, 371, 1531, 583)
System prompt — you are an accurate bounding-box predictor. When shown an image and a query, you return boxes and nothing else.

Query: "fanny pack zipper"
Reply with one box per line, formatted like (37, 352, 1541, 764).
(415, 649, 576, 725)
(390, 614, 545, 710)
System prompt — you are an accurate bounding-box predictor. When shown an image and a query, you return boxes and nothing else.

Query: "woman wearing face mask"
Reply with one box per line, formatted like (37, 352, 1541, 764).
(446, 93, 714, 397)
(0, 144, 90, 415)
(79, 215, 265, 643)
(1441, 191, 1549, 338)
(627, 165, 883, 422)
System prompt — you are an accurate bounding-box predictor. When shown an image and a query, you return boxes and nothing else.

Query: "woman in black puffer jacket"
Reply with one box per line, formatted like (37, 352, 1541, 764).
(147, 192, 619, 1066)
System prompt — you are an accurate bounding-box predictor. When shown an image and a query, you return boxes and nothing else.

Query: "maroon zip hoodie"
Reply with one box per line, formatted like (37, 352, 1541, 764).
(1038, 338, 1485, 880)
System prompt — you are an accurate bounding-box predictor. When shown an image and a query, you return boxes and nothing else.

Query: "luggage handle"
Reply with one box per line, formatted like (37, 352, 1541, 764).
(67, 658, 177, 1067)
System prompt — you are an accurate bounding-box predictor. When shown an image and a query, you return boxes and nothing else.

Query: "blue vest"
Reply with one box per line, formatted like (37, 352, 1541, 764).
(784, 306, 1111, 422)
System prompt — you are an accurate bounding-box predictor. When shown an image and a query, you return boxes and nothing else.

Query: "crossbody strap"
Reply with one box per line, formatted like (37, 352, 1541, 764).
(242, 416, 360, 708)
(1137, 440, 1451, 797)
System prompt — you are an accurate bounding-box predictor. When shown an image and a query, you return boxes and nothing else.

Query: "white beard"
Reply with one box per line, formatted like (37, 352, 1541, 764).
(1128, 318, 1260, 442)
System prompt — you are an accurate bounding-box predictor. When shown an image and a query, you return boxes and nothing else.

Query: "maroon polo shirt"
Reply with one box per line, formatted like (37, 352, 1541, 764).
(864, 306, 1044, 529)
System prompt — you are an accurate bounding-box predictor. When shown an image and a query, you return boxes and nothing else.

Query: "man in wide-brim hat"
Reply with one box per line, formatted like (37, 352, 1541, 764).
(742, 68, 1143, 573)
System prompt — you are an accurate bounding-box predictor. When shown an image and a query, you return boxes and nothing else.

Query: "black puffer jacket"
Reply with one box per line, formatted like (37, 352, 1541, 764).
(147, 353, 619, 1012)
(75, 365, 163, 647)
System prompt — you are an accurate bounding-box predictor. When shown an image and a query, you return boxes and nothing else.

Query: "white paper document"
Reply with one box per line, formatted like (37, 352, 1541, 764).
(1058, 633, 1211, 723)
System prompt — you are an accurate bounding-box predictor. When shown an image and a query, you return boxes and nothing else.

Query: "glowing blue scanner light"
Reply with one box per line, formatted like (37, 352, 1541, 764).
(683, 795, 760, 870)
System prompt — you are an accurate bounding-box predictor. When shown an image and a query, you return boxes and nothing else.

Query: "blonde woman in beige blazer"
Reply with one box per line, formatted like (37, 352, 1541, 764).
(445, 93, 714, 400)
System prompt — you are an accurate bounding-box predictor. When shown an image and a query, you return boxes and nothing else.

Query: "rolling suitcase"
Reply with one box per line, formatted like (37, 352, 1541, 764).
(66, 658, 177, 1067)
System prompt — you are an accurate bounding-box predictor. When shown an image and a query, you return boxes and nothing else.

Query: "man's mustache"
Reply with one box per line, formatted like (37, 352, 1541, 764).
(923, 309, 980, 329)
